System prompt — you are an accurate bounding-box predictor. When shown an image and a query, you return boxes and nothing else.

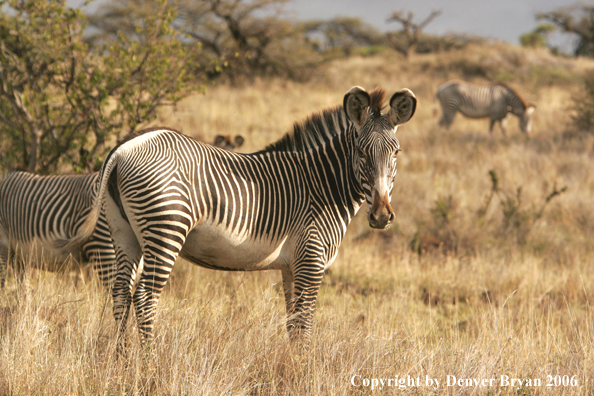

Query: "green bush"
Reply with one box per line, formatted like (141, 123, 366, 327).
(0, 0, 201, 173)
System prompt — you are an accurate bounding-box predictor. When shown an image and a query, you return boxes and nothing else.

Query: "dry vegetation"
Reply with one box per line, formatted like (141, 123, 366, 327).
(2, 43, 594, 395)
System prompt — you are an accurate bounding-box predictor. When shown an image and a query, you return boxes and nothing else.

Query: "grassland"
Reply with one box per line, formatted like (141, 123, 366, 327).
(1, 43, 594, 395)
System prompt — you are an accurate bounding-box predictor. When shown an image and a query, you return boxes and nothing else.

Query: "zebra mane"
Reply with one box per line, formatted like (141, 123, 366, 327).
(493, 82, 528, 109)
(263, 88, 386, 153)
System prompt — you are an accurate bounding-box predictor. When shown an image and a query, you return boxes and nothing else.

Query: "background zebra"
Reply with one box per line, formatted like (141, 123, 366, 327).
(67, 86, 416, 354)
(0, 135, 244, 290)
(0, 171, 115, 289)
(435, 80, 536, 134)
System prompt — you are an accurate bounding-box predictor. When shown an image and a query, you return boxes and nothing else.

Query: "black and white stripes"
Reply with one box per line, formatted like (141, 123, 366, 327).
(71, 86, 417, 353)
(436, 80, 535, 134)
(0, 171, 116, 287)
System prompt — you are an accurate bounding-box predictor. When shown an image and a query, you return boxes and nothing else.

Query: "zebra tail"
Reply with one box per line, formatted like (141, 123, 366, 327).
(54, 153, 119, 252)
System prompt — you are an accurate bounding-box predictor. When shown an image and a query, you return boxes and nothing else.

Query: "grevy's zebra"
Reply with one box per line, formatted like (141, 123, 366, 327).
(436, 80, 536, 134)
(68, 86, 417, 352)
(0, 135, 242, 289)
(0, 171, 116, 288)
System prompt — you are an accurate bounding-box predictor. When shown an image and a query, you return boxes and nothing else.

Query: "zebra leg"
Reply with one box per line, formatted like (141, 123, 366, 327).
(489, 119, 496, 133)
(439, 109, 456, 129)
(0, 241, 8, 289)
(133, 248, 179, 350)
(286, 239, 326, 342)
(500, 117, 508, 135)
(104, 193, 142, 357)
(281, 269, 295, 317)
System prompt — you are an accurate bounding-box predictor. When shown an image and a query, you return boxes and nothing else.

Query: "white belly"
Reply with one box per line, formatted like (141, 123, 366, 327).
(180, 222, 291, 271)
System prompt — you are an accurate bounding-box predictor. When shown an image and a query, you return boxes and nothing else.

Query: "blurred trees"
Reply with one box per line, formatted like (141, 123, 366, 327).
(520, 23, 556, 48)
(0, 0, 200, 174)
(386, 10, 442, 58)
(537, 4, 594, 57)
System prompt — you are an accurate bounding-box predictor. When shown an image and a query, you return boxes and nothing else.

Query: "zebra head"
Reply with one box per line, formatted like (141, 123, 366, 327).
(519, 104, 536, 133)
(344, 86, 417, 229)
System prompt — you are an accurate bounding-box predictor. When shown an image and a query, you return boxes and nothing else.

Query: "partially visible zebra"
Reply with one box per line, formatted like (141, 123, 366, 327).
(0, 171, 116, 288)
(65, 86, 417, 353)
(436, 80, 536, 134)
(0, 135, 245, 289)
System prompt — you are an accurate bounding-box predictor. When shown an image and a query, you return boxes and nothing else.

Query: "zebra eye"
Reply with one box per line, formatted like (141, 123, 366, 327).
(357, 149, 366, 159)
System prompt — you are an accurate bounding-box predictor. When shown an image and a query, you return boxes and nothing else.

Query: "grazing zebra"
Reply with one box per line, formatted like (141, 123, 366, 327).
(66, 86, 416, 353)
(436, 80, 536, 134)
(0, 171, 116, 288)
(0, 135, 244, 289)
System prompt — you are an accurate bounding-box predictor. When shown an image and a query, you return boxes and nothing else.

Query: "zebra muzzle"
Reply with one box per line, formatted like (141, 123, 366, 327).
(368, 191, 394, 229)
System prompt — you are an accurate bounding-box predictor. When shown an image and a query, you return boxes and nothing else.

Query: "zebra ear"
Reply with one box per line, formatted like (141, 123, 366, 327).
(387, 89, 417, 127)
(344, 86, 371, 129)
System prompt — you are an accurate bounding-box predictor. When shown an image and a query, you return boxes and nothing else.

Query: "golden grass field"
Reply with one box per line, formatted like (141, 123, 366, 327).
(2, 43, 594, 395)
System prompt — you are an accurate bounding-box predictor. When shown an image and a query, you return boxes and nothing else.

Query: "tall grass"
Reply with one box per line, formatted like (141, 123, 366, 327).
(2, 45, 594, 394)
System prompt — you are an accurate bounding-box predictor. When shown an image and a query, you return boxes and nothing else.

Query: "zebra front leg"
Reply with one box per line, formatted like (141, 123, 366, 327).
(285, 259, 325, 343)
(500, 117, 508, 135)
(489, 119, 496, 133)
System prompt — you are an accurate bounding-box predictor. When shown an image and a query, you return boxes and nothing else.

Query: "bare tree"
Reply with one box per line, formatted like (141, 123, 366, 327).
(386, 9, 442, 58)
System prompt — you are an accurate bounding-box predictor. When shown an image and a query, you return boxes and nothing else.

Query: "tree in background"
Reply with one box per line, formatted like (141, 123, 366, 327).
(537, 4, 594, 57)
(301, 17, 383, 57)
(0, 0, 200, 174)
(520, 23, 556, 49)
(386, 9, 442, 59)
(90, 0, 323, 81)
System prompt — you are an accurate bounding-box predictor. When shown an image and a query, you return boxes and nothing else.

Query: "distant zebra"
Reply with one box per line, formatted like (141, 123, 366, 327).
(0, 135, 244, 289)
(436, 80, 536, 134)
(65, 86, 417, 353)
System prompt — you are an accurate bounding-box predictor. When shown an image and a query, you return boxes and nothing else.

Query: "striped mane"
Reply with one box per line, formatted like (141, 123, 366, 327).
(263, 88, 386, 153)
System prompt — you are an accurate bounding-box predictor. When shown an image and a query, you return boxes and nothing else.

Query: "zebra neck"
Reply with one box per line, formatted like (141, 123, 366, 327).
(300, 133, 365, 227)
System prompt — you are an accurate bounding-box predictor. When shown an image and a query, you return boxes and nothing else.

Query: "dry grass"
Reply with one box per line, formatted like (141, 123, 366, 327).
(2, 45, 594, 395)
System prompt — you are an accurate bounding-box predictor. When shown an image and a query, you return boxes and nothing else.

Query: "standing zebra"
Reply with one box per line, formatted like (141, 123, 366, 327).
(436, 80, 536, 134)
(0, 135, 244, 290)
(0, 171, 116, 288)
(66, 86, 416, 352)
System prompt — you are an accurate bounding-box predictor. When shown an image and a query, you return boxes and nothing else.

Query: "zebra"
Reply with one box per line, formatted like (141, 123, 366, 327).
(66, 86, 417, 353)
(435, 80, 536, 134)
(0, 171, 116, 289)
(0, 135, 244, 290)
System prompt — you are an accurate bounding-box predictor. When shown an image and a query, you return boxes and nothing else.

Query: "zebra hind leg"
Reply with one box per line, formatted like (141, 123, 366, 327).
(133, 248, 180, 351)
(104, 193, 143, 359)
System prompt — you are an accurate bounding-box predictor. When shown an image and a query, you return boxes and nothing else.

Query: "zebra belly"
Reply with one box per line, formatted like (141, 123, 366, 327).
(180, 223, 291, 271)
(458, 106, 490, 118)
(8, 238, 84, 271)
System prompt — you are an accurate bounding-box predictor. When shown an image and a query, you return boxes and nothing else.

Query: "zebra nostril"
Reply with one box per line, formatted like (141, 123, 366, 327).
(369, 213, 377, 223)
(388, 212, 395, 223)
